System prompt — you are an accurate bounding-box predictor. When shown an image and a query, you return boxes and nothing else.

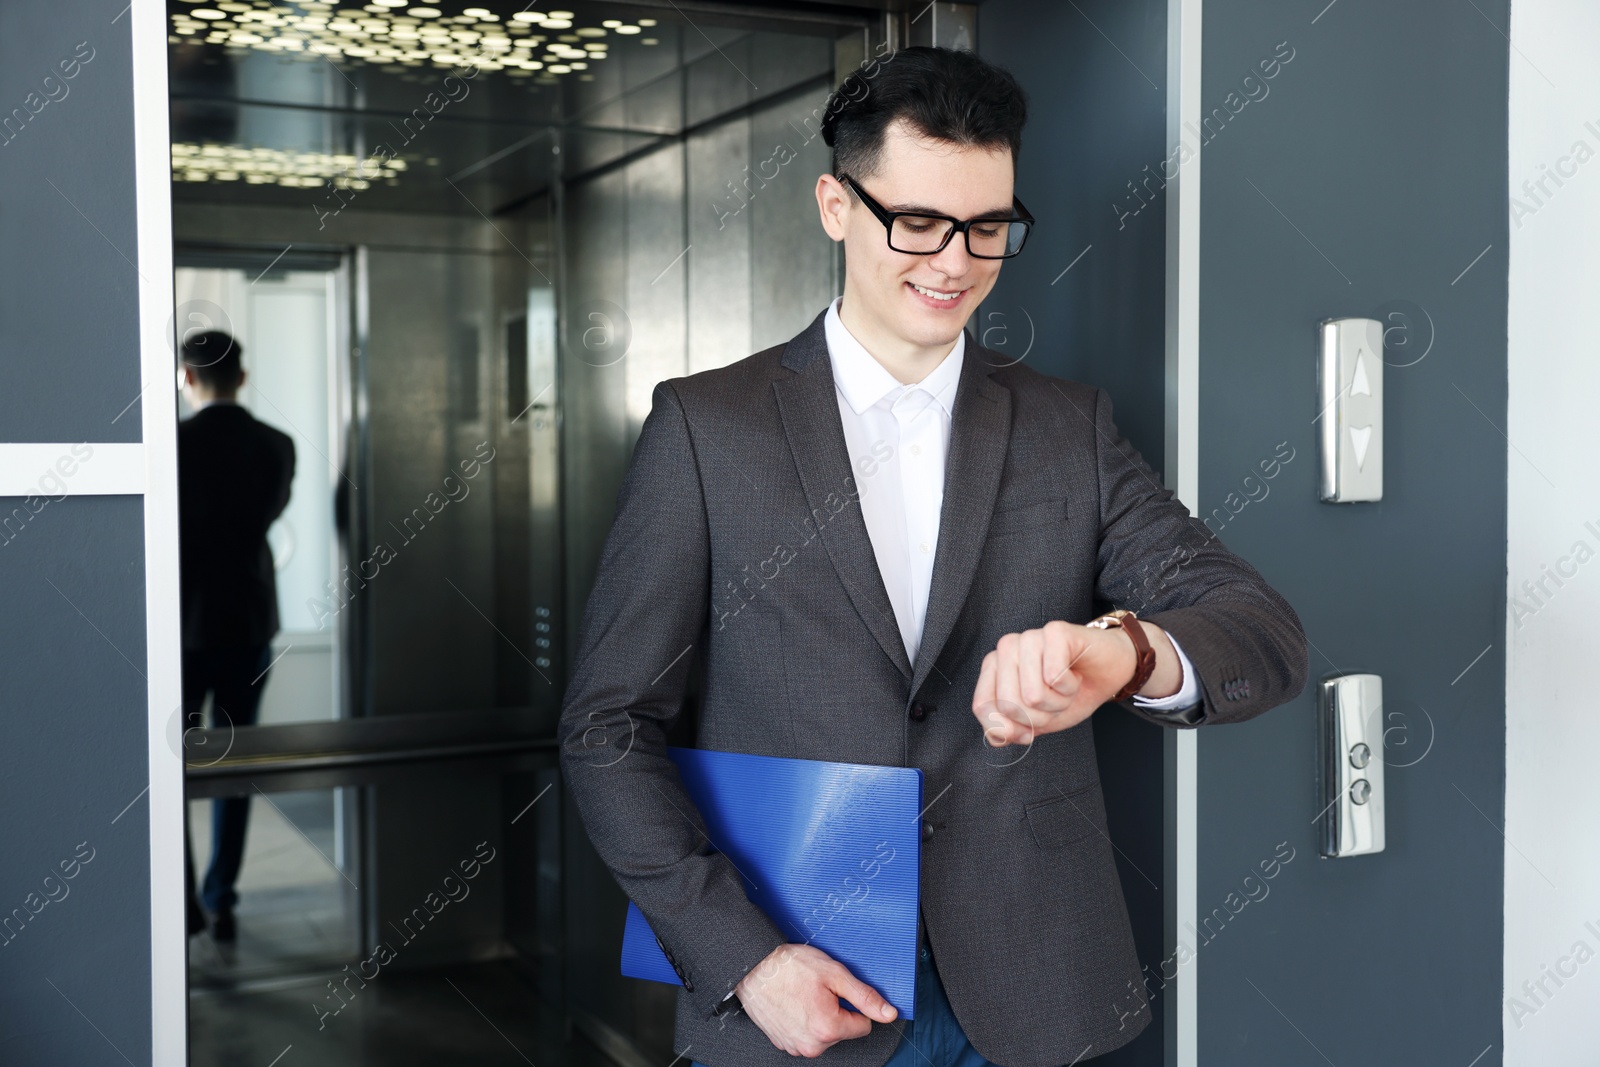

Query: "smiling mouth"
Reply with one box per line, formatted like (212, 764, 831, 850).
(909, 282, 965, 302)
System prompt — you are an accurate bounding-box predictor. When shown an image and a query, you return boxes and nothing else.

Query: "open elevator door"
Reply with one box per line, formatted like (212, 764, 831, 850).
(170, 1, 951, 1064)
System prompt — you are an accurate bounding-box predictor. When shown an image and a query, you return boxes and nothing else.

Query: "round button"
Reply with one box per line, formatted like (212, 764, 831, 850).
(909, 702, 927, 722)
(1349, 742, 1371, 770)
(921, 820, 934, 842)
(1349, 778, 1371, 805)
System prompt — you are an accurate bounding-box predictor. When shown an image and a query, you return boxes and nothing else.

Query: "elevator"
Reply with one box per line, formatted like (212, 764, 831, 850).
(170, 3, 981, 1064)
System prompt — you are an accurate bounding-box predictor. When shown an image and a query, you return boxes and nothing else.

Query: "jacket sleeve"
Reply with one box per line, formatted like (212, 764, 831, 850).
(558, 380, 788, 1019)
(1084, 385, 1309, 727)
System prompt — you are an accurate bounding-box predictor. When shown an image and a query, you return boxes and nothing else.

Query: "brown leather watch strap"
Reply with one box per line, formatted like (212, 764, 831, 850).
(1088, 610, 1157, 702)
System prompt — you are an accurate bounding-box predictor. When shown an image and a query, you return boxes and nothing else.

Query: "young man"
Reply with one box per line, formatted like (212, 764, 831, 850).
(559, 47, 1307, 1067)
(176, 330, 296, 941)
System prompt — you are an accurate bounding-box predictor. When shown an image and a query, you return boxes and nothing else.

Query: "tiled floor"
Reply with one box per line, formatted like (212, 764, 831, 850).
(190, 959, 615, 1067)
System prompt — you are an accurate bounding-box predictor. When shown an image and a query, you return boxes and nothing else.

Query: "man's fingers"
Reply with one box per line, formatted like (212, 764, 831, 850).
(993, 633, 1022, 717)
(972, 650, 996, 715)
(1042, 621, 1082, 699)
(1019, 627, 1071, 713)
(973, 651, 1016, 747)
(826, 964, 897, 1025)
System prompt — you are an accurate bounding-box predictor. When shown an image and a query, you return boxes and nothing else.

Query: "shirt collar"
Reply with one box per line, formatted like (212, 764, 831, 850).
(824, 297, 964, 417)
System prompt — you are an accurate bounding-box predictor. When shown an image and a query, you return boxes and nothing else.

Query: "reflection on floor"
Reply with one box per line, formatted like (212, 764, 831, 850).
(190, 959, 614, 1067)
(189, 789, 355, 984)
(188, 790, 609, 1066)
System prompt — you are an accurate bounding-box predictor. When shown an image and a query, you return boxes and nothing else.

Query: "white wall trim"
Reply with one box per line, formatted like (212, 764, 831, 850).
(0, 443, 146, 496)
(1165, 0, 1201, 1063)
(131, 0, 185, 1061)
(1504, 2, 1600, 1061)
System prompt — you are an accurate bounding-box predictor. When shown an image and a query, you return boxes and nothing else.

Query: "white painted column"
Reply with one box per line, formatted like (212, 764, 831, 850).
(1165, 0, 1201, 1063)
(1505, 1, 1600, 1061)
(132, 0, 186, 1061)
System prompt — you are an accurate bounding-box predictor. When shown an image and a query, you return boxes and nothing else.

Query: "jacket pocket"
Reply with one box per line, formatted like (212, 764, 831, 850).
(1023, 785, 1105, 851)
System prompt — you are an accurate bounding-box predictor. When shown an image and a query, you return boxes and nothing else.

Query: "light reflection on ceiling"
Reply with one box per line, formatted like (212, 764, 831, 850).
(168, 1, 660, 83)
(171, 142, 408, 186)
(169, 1, 663, 190)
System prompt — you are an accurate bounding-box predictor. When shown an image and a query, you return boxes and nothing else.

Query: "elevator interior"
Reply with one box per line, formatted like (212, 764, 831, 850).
(166, 1, 985, 1064)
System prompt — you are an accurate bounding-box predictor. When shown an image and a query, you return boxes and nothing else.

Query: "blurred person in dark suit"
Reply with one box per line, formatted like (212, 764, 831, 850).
(176, 328, 295, 942)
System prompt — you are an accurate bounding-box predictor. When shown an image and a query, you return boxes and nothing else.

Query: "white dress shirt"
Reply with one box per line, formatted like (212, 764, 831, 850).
(823, 297, 1200, 711)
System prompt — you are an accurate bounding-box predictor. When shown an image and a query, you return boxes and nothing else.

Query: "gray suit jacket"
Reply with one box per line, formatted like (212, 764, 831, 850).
(558, 309, 1308, 1067)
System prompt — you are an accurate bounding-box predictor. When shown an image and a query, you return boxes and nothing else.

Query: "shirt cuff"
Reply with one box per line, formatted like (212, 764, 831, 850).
(1130, 632, 1201, 710)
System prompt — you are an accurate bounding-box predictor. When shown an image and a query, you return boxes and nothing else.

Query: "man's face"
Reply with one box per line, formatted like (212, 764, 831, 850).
(823, 118, 1015, 355)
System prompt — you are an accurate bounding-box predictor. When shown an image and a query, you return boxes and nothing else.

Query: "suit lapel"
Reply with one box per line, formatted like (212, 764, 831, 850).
(772, 313, 1014, 694)
(910, 341, 1011, 697)
(773, 311, 913, 680)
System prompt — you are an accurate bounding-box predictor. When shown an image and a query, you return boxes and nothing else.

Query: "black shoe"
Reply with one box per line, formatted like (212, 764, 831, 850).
(210, 908, 236, 942)
(187, 899, 206, 938)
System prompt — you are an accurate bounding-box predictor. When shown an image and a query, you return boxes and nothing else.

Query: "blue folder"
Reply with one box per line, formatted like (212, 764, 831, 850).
(619, 746, 923, 1019)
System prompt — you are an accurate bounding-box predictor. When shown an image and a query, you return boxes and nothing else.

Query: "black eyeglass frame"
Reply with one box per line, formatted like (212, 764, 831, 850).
(841, 174, 1036, 259)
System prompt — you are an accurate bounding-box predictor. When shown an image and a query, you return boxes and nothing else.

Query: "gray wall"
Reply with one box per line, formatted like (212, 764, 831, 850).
(978, 2, 1171, 1063)
(982, 0, 1510, 1061)
(1195, 1, 1507, 1062)
(0, 1, 154, 1062)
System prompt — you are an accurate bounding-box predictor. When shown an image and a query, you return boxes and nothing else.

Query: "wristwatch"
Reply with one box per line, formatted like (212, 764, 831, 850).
(1085, 609, 1157, 702)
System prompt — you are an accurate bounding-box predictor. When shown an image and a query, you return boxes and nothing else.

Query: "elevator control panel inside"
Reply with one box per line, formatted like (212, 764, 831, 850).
(1317, 317, 1383, 502)
(1318, 673, 1386, 858)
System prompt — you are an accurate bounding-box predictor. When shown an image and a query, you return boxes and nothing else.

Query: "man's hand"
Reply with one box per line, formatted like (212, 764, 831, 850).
(733, 943, 897, 1057)
(971, 620, 1182, 746)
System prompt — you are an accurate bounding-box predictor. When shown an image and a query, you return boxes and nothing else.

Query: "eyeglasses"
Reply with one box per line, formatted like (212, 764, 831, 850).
(841, 174, 1035, 259)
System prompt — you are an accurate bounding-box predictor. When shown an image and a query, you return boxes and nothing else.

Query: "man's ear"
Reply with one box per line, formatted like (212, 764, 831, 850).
(816, 174, 849, 243)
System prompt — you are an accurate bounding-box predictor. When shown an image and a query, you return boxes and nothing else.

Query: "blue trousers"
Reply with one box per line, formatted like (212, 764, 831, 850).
(182, 645, 273, 914)
(695, 937, 998, 1067)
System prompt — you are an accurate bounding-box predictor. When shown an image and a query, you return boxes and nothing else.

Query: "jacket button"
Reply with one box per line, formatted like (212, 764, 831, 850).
(921, 820, 934, 842)
(909, 701, 932, 722)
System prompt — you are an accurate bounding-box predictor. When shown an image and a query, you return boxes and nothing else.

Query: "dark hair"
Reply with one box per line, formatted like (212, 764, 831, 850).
(820, 46, 1028, 181)
(181, 329, 244, 391)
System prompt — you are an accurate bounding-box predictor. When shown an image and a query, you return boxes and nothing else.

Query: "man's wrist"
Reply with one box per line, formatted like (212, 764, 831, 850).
(1133, 622, 1183, 700)
(1088, 611, 1157, 701)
